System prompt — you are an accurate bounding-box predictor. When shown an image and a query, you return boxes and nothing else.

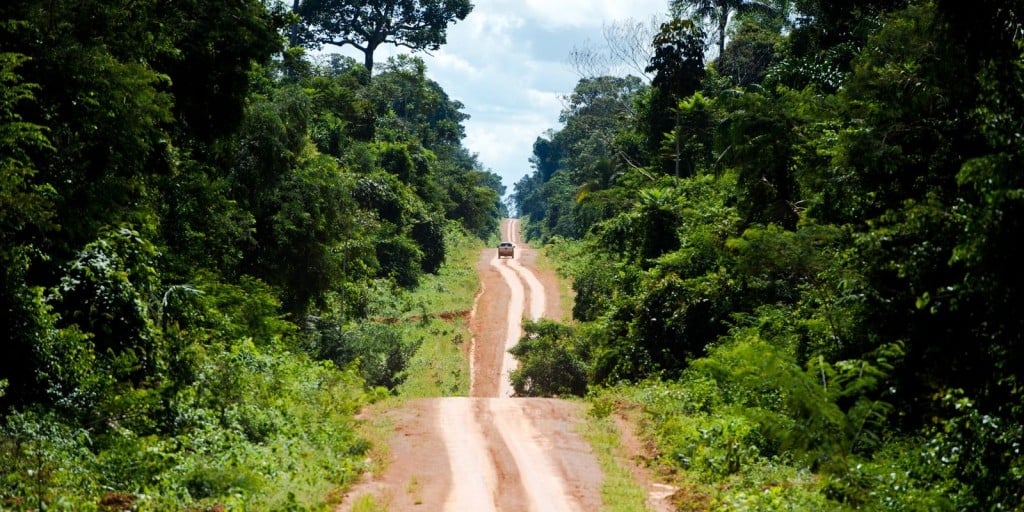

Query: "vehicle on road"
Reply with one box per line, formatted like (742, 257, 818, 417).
(498, 242, 515, 259)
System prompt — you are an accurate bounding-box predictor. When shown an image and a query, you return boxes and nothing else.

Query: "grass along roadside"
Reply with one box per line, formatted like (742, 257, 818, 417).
(579, 403, 655, 512)
(534, 234, 674, 511)
(532, 240, 576, 323)
(394, 225, 481, 398)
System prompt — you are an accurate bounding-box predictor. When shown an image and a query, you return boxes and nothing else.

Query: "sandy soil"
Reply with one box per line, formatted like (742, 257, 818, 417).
(335, 219, 674, 512)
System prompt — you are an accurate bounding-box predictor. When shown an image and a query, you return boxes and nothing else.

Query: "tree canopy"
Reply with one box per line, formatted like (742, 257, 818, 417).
(294, 0, 473, 73)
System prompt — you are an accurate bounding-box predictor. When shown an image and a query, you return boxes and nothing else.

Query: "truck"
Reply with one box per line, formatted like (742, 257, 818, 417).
(497, 242, 515, 259)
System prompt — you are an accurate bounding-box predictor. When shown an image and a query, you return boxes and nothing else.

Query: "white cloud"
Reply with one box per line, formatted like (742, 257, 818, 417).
(461, 9, 524, 41)
(430, 52, 480, 77)
(524, 88, 565, 116)
(465, 116, 551, 185)
(521, 0, 669, 28)
(429, 2, 672, 194)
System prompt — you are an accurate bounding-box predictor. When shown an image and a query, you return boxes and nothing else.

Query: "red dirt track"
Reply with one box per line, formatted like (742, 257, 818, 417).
(336, 219, 675, 512)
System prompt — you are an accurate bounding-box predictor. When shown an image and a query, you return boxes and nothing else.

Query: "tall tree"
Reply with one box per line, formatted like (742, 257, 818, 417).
(671, 0, 780, 57)
(558, 75, 646, 185)
(717, 21, 783, 86)
(645, 18, 706, 175)
(646, 18, 707, 99)
(294, 0, 472, 73)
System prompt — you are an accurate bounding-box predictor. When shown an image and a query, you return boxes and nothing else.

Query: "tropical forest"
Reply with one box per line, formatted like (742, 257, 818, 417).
(1, 0, 1022, 510)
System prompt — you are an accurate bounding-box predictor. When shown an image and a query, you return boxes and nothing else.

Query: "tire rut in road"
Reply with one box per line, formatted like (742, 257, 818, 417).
(437, 397, 592, 512)
(486, 254, 525, 397)
(487, 399, 584, 512)
(338, 219, 603, 512)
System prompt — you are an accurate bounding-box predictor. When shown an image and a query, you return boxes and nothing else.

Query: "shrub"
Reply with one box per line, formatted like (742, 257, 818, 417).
(376, 234, 424, 288)
(0, 410, 97, 509)
(312, 321, 420, 390)
(509, 320, 588, 397)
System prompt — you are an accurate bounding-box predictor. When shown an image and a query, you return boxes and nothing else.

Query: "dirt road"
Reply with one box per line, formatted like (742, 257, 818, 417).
(338, 219, 604, 511)
(475, 218, 548, 398)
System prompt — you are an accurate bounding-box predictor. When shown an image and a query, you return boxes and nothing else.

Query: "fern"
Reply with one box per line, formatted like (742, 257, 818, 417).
(687, 334, 904, 473)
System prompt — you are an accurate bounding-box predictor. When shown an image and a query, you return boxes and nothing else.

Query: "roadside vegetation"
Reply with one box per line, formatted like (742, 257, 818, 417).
(579, 407, 652, 512)
(511, 0, 1024, 509)
(391, 226, 481, 399)
(1, 0, 499, 509)
(322, 228, 483, 512)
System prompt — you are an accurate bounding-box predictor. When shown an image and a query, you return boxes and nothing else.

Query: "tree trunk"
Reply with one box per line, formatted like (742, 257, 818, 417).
(717, 7, 729, 57)
(287, 0, 303, 47)
(364, 49, 374, 74)
(674, 110, 681, 177)
(364, 36, 383, 74)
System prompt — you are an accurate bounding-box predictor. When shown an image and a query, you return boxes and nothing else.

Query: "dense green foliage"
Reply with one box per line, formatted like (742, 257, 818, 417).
(509, 320, 588, 397)
(514, 0, 1024, 508)
(0, 0, 500, 508)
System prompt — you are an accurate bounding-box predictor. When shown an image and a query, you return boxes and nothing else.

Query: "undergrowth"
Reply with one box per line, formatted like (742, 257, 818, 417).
(0, 226, 484, 510)
(392, 225, 479, 398)
(579, 405, 652, 512)
(587, 340, 1001, 511)
(1, 341, 371, 511)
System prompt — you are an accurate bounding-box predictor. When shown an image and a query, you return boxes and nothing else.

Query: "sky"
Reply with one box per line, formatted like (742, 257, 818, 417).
(315, 1, 670, 197)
